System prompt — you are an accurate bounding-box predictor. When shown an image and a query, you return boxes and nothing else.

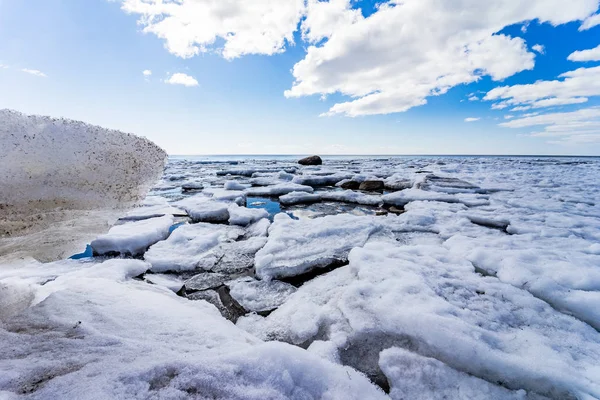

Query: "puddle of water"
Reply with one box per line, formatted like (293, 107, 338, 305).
(246, 197, 298, 220)
(69, 244, 93, 260)
(169, 222, 186, 234)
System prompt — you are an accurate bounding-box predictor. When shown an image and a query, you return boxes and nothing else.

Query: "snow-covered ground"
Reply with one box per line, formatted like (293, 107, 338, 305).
(1, 155, 600, 399)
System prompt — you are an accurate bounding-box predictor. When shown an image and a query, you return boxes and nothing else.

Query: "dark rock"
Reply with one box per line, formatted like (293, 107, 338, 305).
(388, 206, 405, 215)
(359, 180, 385, 191)
(340, 181, 360, 190)
(298, 155, 323, 166)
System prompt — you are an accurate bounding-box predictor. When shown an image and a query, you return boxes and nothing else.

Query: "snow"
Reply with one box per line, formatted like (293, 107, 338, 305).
(224, 180, 248, 190)
(379, 348, 541, 400)
(244, 242, 600, 398)
(292, 173, 353, 187)
(0, 109, 166, 262)
(279, 191, 322, 205)
(4, 155, 600, 399)
(0, 258, 384, 399)
(203, 188, 246, 204)
(254, 213, 392, 280)
(245, 182, 314, 196)
(227, 277, 297, 312)
(144, 223, 244, 272)
(175, 196, 230, 223)
(90, 215, 174, 256)
(382, 188, 489, 207)
(228, 203, 269, 226)
(321, 190, 383, 206)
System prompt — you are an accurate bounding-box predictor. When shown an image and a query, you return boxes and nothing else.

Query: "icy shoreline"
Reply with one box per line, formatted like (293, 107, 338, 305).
(1, 154, 600, 399)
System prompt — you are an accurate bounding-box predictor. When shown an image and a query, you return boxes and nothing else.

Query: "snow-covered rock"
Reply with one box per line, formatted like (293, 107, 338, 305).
(292, 173, 353, 187)
(224, 180, 248, 190)
(203, 188, 247, 204)
(382, 188, 489, 207)
(228, 203, 269, 226)
(90, 215, 174, 256)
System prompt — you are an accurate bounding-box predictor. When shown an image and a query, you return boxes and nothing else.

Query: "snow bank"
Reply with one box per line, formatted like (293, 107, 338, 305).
(90, 215, 174, 256)
(382, 188, 489, 207)
(321, 190, 382, 206)
(0, 109, 166, 261)
(0, 258, 385, 399)
(279, 191, 322, 205)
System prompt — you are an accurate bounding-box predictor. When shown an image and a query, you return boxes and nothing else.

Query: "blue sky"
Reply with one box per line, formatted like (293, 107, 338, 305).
(1, 0, 600, 155)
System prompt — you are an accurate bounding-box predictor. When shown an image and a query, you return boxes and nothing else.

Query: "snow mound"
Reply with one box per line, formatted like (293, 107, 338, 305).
(90, 215, 175, 256)
(227, 277, 297, 312)
(245, 242, 600, 398)
(0, 109, 166, 230)
(246, 183, 314, 196)
(0, 257, 385, 399)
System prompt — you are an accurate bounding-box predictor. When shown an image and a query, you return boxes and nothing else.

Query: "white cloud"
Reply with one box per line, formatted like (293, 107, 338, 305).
(500, 107, 600, 144)
(120, 0, 305, 59)
(532, 44, 545, 54)
(468, 95, 479, 101)
(504, 114, 515, 119)
(511, 106, 531, 112)
(284, 0, 598, 117)
(21, 68, 47, 77)
(485, 66, 600, 109)
(465, 117, 480, 122)
(143, 69, 152, 76)
(568, 45, 600, 62)
(580, 13, 600, 30)
(165, 72, 199, 87)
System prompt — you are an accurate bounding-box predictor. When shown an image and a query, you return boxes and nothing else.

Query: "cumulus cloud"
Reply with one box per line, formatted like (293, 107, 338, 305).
(500, 107, 600, 144)
(465, 117, 480, 122)
(165, 72, 198, 87)
(532, 44, 545, 54)
(143, 69, 152, 76)
(468, 95, 479, 101)
(120, 0, 305, 59)
(580, 13, 600, 30)
(283, 0, 597, 117)
(21, 68, 47, 77)
(115, 0, 599, 117)
(568, 45, 600, 62)
(485, 66, 600, 109)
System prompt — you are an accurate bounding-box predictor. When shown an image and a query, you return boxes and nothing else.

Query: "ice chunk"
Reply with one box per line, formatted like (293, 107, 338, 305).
(321, 190, 382, 206)
(246, 183, 314, 196)
(145, 223, 244, 272)
(175, 196, 230, 223)
(279, 191, 322, 205)
(292, 173, 352, 187)
(379, 348, 541, 400)
(224, 180, 248, 190)
(227, 277, 297, 312)
(90, 215, 174, 256)
(204, 188, 247, 204)
(383, 188, 488, 207)
(228, 203, 269, 226)
(255, 213, 389, 280)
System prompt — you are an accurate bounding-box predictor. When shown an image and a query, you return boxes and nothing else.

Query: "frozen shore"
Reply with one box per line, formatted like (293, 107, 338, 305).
(1, 149, 600, 399)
